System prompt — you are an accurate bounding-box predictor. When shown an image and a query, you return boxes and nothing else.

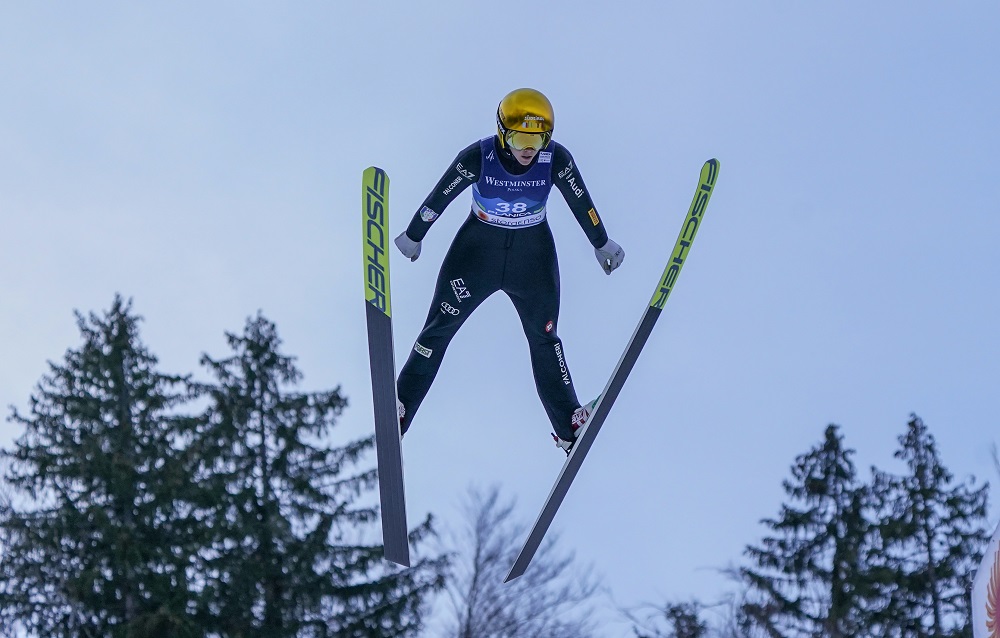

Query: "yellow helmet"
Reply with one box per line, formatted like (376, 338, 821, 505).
(496, 88, 554, 151)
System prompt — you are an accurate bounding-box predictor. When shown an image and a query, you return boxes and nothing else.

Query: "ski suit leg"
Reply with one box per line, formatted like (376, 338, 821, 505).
(502, 222, 581, 440)
(396, 216, 501, 433)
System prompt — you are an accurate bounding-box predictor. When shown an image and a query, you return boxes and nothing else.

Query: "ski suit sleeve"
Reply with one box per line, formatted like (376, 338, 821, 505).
(403, 142, 482, 242)
(551, 143, 609, 249)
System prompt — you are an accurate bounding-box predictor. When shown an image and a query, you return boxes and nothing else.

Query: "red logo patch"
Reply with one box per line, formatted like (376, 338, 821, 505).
(545, 321, 554, 333)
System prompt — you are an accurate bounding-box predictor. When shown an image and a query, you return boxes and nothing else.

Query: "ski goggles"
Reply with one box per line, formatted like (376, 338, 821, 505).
(504, 129, 551, 151)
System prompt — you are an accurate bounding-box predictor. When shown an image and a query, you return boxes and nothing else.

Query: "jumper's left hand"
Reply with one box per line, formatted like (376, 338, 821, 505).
(595, 238, 625, 275)
(394, 231, 422, 262)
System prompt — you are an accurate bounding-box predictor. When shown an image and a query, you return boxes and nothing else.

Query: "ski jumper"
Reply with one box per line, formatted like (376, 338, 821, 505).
(396, 136, 609, 440)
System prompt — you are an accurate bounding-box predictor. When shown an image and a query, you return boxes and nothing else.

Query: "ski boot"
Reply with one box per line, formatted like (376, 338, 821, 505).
(552, 397, 600, 455)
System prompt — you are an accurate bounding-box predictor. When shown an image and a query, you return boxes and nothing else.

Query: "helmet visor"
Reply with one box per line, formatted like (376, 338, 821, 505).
(505, 130, 550, 151)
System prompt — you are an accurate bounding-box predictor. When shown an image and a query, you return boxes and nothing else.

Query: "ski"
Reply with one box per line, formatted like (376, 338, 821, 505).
(505, 159, 720, 582)
(362, 166, 410, 567)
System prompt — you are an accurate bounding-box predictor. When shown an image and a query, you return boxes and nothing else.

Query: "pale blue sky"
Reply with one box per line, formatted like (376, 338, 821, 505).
(2, 2, 999, 634)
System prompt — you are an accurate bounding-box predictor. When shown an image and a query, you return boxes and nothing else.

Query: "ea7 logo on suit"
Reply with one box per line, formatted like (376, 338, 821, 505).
(450, 278, 471, 302)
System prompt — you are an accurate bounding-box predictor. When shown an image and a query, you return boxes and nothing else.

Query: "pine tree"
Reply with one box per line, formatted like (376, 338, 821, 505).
(739, 424, 874, 638)
(631, 601, 708, 638)
(0, 296, 202, 637)
(868, 414, 989, 637)
(188, 313, 446, 637)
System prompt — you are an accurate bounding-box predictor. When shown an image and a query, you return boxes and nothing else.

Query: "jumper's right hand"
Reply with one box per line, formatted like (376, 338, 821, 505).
(394, 231, 421, 262)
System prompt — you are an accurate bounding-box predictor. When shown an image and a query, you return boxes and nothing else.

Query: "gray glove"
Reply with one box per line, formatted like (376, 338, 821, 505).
(394, 231, 421, 262)
(595, 238, 624, 274)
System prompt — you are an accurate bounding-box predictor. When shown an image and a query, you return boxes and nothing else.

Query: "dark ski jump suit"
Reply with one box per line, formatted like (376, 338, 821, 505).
(396, 136, 610, 441)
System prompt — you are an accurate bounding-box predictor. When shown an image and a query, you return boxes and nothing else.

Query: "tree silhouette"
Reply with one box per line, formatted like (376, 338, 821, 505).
(629, 601, 709, 638)
(739, 424, 874, 637)
(868, 414, 988, 637)
(187, 312, 446, 636)
(0, 296, 202, 637)
(438, 484, 600, 638)
(0, 299, 449, 637)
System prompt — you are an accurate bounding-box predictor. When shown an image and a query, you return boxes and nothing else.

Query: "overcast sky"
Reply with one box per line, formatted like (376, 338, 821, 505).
(2, 2, 999, 634)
